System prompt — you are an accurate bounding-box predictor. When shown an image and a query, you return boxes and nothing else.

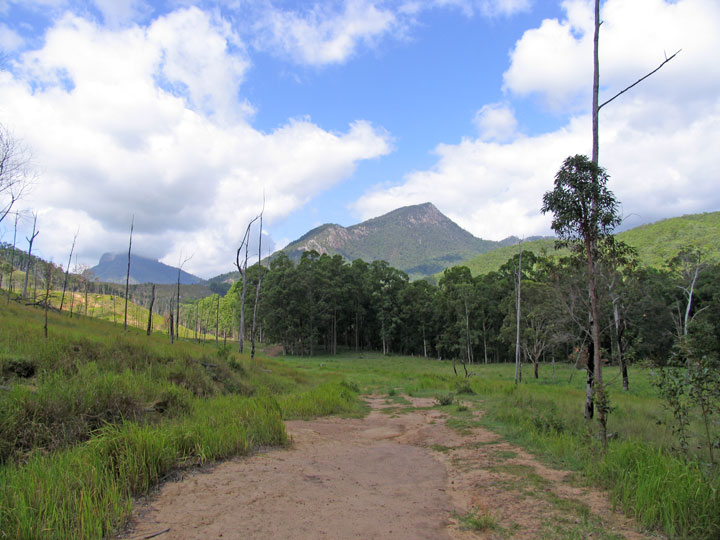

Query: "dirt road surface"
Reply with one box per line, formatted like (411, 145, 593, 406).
(121, 396, 660, 540)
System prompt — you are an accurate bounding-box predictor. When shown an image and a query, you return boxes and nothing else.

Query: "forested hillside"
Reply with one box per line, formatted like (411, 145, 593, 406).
(455, 211, 720, 277)
(279, 202, 517, 279)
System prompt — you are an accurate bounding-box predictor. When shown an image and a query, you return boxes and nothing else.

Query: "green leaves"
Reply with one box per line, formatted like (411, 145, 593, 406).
(542, 154, 621, 248)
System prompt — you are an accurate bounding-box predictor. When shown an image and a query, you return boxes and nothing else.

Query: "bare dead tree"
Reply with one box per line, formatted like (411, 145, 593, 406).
(175, 252, 193, 341)
(5, 211, 18, 304)
(250, 201, 265, 362)
(147, 283, 155, 336)
(235, 215, 259, 353)
(43, 262, 54, 339)
(22, 212, 38, 299)
(124, 216, 134, 330)
(168, 301, 175, 344)
(59, 229, 78, 312)
(0, 124, 32, 226)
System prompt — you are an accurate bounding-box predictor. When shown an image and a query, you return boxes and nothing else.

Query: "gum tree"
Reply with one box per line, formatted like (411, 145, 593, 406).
(542, 154, 620, 447)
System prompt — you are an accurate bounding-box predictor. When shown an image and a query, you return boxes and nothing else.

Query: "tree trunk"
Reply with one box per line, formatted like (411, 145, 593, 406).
(612, 297, 629, 390)
(514, 246, 522, 384)
(146, 284, 155, 335)
(124, 217, 133, 330)
(6, 212, 18, 304)
(23, 213, 38, 299)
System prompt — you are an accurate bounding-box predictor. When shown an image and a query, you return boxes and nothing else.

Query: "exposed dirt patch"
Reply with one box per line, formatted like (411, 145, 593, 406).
(120, 396, 660, 540)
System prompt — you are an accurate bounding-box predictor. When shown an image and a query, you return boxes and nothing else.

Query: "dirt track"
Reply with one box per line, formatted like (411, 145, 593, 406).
(121, 396, 660, 540)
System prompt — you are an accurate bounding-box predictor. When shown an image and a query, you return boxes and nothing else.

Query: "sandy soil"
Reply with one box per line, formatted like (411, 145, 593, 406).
(120, 396, 661, 540)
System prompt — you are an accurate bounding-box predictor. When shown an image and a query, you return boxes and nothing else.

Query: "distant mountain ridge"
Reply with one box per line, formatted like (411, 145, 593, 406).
(452, 211, 720, 277)
(279, 202, 520, 279)
(90, 253, 205, 285)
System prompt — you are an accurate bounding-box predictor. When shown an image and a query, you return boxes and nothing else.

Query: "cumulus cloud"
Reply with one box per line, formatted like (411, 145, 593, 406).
(354, 0, 720, 240)
(253, 0, 399, 66)
(0, 7, 391, 277)
(0, 23, 24, 52)
(474, 102, 517, 141)
(91, 0, 151, 27)
(503, 0, 714, 110)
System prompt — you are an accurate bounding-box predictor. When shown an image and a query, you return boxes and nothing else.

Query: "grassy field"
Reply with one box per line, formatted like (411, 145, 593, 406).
(1, 295, 718, 539)
(279, 352, 720, 540)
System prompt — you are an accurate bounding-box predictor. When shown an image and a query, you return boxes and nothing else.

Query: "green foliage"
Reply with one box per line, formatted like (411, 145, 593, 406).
(541, 154, 621, 248)
(455, 508, 498, 531)
(435, 392, 455, 406)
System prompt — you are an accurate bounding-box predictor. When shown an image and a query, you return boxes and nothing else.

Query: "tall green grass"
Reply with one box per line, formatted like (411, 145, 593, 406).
(1, 301, 362, 539)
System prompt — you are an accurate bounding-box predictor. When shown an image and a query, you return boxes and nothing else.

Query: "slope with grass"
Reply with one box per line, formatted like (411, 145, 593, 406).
(0, 300, 362, 539)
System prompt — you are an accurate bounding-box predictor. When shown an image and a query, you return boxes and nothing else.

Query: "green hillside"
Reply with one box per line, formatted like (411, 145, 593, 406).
(448, 211, 720, 277)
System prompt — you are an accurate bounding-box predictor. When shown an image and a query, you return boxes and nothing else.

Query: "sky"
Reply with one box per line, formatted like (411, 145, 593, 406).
(0, 0, 718, 279)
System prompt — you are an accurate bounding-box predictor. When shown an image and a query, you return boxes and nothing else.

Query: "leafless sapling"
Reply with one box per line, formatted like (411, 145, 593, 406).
(235, 215, 259, 353)
(59, 229, 78, 312)
(22, 212, 38, 299)
(124, 216, 133, 330)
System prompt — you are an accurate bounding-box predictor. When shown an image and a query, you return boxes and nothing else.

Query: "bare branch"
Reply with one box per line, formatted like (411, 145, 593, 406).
(599, 49, 681, 111)
(0, 124, 33, 225)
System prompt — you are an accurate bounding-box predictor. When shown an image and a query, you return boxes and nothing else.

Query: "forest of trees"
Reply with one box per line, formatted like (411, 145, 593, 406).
(181, 246, 718, 381)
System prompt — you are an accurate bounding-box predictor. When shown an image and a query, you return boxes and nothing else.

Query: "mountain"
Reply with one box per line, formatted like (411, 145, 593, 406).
(90, 253, 205, 285)
(279, 202, 518, 279)
(452, 211, 720, 277)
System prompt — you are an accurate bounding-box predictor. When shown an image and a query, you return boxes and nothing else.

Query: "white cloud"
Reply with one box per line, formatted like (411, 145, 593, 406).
(254, 0, 399, 66)
(0, 23, 24, 52)
(91, 0, 151, 27)
(354, 0, 720, 241)
(504, 0, 717, 110)
(425, 0, 531, 17)
(474, 102, 517, 141)
(0, 8, 391, 277)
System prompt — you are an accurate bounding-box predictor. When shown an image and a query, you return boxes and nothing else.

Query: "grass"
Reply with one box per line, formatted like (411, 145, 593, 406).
(0, 299, 362, 539)
(2, 296, 719, 539)
(278, 351, 720, 539)
(455, 508, 499, 532)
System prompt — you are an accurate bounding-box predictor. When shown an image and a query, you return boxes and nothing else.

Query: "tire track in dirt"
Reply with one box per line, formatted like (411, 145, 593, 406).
(120, 396, 661, 540)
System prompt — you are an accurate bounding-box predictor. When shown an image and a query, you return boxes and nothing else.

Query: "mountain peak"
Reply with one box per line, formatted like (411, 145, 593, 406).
(91, 253, 204, 285)
(278, 202, 506, 278)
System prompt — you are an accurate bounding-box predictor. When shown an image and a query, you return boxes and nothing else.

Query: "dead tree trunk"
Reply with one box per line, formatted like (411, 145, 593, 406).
(146, 284, 155, 335)
(6, 212, 18, 304)
(124, 217, 133, 330)
(22, 213, 38, 299)
(235, 215, 259, 353)
(251, 206, 265, 362)
(43, 262, 53, 339)
(59, 230, 78, 313)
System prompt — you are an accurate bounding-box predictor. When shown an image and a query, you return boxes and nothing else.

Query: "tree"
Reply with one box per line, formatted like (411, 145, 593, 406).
(124, 217, 133, 331)
(542, 154, 620, 447)
(0, 124, 31, 226)
(22, 212, 39, 299)
(59, 230, 78, 312)
(235, 216, 259, 353)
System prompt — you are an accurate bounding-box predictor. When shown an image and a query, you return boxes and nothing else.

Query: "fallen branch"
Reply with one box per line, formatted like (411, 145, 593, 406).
(142, 528, 170, 539)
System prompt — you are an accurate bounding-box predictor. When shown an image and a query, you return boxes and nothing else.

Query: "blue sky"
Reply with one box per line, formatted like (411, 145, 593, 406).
(1, 0, 718, 278)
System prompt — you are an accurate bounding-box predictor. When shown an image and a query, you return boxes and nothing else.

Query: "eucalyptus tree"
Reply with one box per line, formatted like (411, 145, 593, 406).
(542, 155, 620, 446)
